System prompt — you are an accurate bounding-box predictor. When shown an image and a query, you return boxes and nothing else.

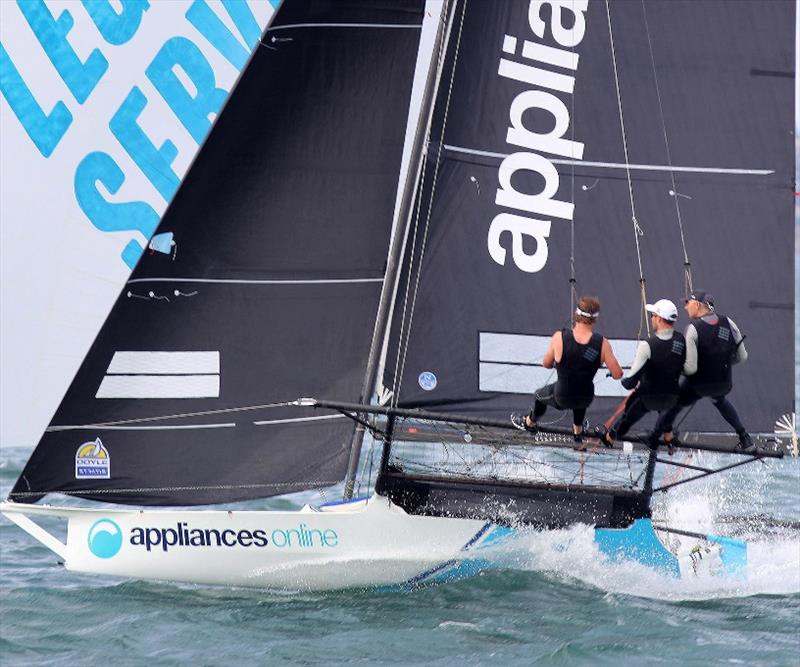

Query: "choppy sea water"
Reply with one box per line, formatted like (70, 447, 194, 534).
(1, 445, 798, 667)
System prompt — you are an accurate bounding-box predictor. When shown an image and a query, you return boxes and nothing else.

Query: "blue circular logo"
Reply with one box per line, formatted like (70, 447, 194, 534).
(418, 371, 438, 391)
(87, 519, 123, 559)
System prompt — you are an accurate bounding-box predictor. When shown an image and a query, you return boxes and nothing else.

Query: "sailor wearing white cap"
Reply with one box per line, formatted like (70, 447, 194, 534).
(603, 299, 688, 448)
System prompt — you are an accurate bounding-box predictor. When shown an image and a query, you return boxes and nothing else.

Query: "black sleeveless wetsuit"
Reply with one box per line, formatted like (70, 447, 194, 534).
(655, 313, 747, 437)
(689, 314, 737, 397)
(612, 331, 686, 440)
(531, 328, 603, 427)
(555, 328, 604, 409)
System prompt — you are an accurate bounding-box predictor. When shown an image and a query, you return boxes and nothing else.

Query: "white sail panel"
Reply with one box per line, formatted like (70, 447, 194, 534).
(96, 375, 220, 399)
(106, 351, 220, 375)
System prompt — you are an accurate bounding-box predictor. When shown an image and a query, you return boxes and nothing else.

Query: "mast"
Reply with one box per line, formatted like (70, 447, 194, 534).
(343, 0, 457, 498)
(795, 0, 799, 434)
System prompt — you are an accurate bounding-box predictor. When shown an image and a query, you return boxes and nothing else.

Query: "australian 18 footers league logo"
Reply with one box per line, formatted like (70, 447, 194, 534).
(75, 438, 110, 479)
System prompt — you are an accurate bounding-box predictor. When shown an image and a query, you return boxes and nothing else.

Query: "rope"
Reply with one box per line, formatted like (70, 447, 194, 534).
(390, 139, 430, 403)
(569, 7, 578, 322)
(390, 0, 453, 405)
(640, 0, 693, 297)
(605, 0, 649, 336)
(393, 0, 467, 405)
(45, 401, 297, 431)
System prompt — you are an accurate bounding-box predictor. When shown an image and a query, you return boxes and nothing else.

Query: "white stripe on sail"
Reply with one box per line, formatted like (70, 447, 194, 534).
(478, 333, 640, 396)
(480, 362, 631, 397)
(106, 351, 219, 375)
(479, 332, 551, 364)
(253, 414, 347, 426)
(96, 375, 220, 399)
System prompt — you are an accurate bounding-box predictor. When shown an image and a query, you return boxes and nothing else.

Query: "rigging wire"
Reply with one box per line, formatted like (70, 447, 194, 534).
(569, 1, 578, 322)
(44, 401, 298, 430)
(605, 0, 650, 337)
(640, 0, 694, 297)
(392, 0, 468, 405)
(389, 0, 453, 406)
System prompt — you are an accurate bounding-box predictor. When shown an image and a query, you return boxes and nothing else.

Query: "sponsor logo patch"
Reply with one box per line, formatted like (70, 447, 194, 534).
(129, 522, 339, 552)
(418, 371, 438, 391)
(75, 438, 110, 479)
(88, 519, 123, 559)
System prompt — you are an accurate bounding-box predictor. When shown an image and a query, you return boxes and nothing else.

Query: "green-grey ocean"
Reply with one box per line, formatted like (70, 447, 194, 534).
(1, 445, 798, 667)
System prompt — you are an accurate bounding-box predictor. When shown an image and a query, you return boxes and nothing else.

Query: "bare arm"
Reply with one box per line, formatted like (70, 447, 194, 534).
(683, 324, 698, 375)
(542, 331, 561, 369)
(601, 338, 623, 379)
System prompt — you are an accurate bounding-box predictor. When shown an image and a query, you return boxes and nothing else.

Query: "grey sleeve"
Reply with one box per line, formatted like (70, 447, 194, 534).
(683, 324, 698, 375)
(624, 341, 651, 378)
(728, 318, 748, 364)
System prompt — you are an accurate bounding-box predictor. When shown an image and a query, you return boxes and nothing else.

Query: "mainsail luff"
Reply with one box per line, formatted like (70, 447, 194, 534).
(344, 0, 456, 498)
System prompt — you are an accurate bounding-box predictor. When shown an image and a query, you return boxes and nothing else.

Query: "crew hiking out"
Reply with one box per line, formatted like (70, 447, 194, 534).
(602, 299, 687, 451)
(654, 290, 755, 452)
(512, 296, 623, 443)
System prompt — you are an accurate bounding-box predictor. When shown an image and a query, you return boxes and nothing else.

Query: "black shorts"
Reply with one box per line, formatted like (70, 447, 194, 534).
(534, 383, 562, 409)
(535, 382, 593, 411)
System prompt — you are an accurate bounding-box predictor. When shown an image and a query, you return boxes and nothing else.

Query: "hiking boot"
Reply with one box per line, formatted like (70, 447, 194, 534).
(511, 413, 537, 433)
(736, 432, 757, 454)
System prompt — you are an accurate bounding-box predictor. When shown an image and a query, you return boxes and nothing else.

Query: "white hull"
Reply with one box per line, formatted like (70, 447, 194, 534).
(1, 496, 510, 591)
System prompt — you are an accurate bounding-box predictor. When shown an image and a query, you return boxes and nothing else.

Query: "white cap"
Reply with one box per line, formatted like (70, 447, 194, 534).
(645, 299, 678, 322)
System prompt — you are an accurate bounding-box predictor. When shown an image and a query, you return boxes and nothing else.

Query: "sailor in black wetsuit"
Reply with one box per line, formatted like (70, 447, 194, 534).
(603, 299, 687, 449)
(654, 290, 755, 452)
(512, 296, 623, 443)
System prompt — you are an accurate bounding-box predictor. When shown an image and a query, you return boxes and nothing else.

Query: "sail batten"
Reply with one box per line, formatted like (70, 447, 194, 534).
(442, 145, 776, 175)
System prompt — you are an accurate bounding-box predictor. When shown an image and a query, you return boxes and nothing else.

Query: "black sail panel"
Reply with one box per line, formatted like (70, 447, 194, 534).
(384, 0, 794, 436)
(12, 0, 426, 505)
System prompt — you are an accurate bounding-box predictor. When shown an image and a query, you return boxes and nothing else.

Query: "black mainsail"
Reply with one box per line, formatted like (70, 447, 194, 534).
(382, 0, 795, 440)
(11, 0, 427, 505)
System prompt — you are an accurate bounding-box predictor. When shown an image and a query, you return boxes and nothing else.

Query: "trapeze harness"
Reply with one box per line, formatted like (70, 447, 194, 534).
(554, 328, 603, 410)
(689, 314, 738, 398)
(626, 331, 686, 411)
